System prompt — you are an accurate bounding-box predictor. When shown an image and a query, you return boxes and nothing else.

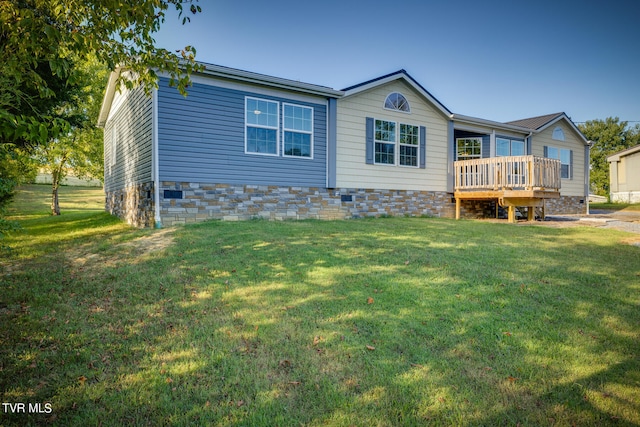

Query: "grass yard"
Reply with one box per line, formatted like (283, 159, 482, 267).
(1, 185, 639, 426)
(590, 202, 640, 212)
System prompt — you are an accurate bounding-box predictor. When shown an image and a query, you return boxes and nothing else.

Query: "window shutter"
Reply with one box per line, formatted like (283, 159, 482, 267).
(543, 146, 548, 158)
(569, 149, 573, 179)
(365, 117, 374, 164)
(419, 126, 426, 169)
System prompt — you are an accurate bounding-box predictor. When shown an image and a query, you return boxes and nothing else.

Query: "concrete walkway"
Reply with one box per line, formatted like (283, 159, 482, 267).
(545, 209, 640, 234)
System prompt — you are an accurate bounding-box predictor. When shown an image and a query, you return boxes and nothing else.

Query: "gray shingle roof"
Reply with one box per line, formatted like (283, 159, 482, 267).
(505, 113, 565, 130)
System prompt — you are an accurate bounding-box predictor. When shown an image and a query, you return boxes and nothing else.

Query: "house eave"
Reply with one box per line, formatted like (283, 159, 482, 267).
(196, 62, 344, 98)
(342, 70, 452, 119)
(451, 113, 533, 134)
(97, 67, 121, 128)
(534, 113, 590, 145)
(607, 143, 640, 162)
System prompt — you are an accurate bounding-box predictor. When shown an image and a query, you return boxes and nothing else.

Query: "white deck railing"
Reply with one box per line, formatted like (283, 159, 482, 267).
(454, 155, 561, 191)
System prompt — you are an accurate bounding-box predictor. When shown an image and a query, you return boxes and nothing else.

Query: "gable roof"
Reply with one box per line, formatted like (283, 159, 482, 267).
(505, 113, 565, 130)
(506, 112, 590, 145)
(607, 144, 640, 162)
(199, 62, 344, 98)
(341, 69, 452, 118)
(98, 62, 344, 127)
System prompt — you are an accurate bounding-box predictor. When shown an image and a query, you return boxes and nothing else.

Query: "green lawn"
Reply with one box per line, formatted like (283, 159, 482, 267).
(590, 202, 640, 212)
(1, 185, 639, 426)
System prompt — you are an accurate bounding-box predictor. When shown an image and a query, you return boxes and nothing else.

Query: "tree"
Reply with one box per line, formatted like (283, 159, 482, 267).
(0, 144, 36, 239)
(579, 118, 640, 197)
(34, 55, 108, 215)
(1, 0, 202, 149)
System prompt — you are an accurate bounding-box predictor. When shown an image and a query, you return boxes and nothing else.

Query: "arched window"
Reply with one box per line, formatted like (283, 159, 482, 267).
(384, 92, 410, 113)
(552, 126, 565, 141)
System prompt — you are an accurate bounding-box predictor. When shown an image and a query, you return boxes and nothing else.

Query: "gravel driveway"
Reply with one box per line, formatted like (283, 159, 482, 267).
(545, 210, 640, 234)
(540, 209, 640, 246)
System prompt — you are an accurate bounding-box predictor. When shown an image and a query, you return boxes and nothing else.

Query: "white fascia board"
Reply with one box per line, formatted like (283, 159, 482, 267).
(97, 68, 122, 128)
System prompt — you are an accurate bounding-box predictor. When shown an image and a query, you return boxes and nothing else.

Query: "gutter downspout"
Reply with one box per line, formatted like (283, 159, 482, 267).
(152, 87, 162, 229)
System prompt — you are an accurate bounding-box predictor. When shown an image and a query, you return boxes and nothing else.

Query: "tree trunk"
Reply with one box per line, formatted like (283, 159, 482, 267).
(51, 169, 61, 216)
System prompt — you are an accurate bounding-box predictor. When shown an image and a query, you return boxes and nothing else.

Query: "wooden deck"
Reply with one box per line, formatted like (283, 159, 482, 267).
(453, 156, 561, 222)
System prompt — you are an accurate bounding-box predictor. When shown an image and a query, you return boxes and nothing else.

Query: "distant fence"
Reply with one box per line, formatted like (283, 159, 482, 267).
(35, 173, 103, 187)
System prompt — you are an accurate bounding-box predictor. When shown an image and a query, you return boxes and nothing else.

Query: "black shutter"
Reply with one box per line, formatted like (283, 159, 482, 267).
(365, 117, 374, 164)
(419, 126, 426, 169)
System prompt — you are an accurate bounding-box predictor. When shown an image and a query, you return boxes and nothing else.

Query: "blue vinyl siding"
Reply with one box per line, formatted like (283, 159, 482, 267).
(157, 78, 328, 187)
(104, 85, 153, 192)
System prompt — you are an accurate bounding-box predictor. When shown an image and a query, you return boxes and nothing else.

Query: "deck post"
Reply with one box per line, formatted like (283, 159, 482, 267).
(527, 207, 535, 221)
(508, 205, 516, 223)
(455, 197, 461, 220)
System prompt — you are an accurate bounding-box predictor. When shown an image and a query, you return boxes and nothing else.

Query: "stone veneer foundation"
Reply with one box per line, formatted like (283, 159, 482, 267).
(105, 182, 154, 228)
(159, 182, 463, 226)
(106, 181, 588, 227)
(542, 196, 588, 215)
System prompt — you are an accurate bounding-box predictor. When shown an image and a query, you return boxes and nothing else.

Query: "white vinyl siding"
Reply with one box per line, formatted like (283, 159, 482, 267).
(336, 80, 449, 191)
(532, 121, 585, 197)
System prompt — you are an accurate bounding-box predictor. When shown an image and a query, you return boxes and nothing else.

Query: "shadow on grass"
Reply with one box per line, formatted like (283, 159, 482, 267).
(1, 218, 638, 426)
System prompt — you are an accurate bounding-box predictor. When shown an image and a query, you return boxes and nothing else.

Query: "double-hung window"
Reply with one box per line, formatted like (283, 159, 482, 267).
(283, 104, 313, 158)
(546, 146, 571, 179)
(456, 137, 482, 160)
(245, 97, 314, 158)
(399, 124, 419, 167)
(375, 119, 396, 165)
(373, 119, 420, 167)
(496, 137, 525, 157)
(245, 97, 279, 156)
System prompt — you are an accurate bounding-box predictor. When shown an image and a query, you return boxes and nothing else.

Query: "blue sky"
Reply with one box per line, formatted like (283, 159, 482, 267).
(153, 0, 640, 125)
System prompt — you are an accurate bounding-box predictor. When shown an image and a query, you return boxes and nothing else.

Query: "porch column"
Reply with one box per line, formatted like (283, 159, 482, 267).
(508, 205, 516, 223)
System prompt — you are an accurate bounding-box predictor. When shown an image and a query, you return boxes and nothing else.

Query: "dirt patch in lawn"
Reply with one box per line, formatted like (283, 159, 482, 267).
(71, 228, 176, 270)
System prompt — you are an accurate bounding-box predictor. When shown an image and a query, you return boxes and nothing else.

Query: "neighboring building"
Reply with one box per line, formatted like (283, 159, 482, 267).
(607, 144, 640, 203)
(98, 63, 591, 227)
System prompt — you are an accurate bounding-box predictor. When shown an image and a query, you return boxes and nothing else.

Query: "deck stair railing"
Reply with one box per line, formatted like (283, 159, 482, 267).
(454, 155, 561, 192)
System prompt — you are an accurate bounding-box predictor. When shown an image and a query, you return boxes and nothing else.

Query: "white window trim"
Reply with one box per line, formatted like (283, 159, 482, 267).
(383, 92, 411, 114)
(455, 137, 483, 160)
(374, 119, 396, 166)
(547, 146, 571, 179)
(398, 123, 420, 168)
(282, 102, 314, 160)
(245, 96, 280, 157)
(374, 118, 420, 168)
(552, 126, 565, 141)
